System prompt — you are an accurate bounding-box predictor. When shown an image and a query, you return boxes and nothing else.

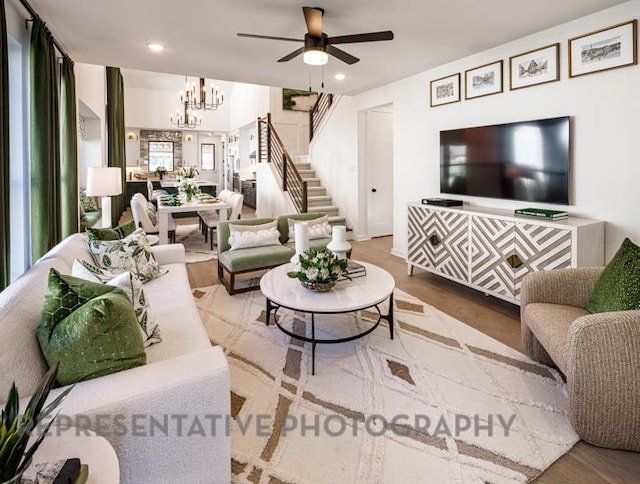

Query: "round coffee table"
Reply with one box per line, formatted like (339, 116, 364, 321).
(260, 261, 395, 374)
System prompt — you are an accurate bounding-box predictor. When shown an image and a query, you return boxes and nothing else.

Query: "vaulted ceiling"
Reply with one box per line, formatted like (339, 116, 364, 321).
(22, 0, 627, 95)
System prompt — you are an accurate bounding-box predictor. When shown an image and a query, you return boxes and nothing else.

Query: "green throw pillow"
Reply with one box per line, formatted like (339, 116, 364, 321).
(38, 269, 146, 386)
(587, 237, 640, 313)
(86, 220, 136, 241)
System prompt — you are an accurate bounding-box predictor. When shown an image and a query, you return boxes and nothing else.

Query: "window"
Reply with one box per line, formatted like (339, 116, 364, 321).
(201, 143, 215, 170)
(9, 36, 29, 280)
(148, 141, 174, 172)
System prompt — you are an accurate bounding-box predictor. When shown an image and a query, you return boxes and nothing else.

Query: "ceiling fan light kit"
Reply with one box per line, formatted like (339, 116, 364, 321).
(237, 6, 393, 66)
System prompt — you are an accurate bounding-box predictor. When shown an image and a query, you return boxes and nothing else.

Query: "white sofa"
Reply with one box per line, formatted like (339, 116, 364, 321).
(0, 233, 230, 483)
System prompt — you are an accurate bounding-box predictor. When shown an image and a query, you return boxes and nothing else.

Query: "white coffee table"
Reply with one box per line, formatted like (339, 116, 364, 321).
(260, 261, 395, 374)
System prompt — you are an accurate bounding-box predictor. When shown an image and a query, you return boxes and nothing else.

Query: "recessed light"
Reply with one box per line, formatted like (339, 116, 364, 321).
(147, 43, 165, 52)
(334, 73, 346, 81)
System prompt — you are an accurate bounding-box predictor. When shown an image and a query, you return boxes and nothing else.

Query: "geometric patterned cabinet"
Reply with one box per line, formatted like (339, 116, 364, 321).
(407, 203, 605, 304)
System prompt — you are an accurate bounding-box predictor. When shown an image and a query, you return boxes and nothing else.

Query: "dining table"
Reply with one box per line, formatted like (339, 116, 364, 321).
(157, 196, 229, 245)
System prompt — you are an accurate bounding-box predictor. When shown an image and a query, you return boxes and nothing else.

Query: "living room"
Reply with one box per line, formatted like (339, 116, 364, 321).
(1, 0, 639, 483)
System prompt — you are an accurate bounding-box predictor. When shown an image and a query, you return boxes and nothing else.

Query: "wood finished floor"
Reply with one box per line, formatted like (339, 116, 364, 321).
(185, 235, 640, 483)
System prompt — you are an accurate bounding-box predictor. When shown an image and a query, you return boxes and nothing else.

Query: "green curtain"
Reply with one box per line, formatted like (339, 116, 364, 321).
(30, 17, 60, 261)
(0, 0, 9, 290)
(106, 67, 126, 227)
(60, 56, 78, 237)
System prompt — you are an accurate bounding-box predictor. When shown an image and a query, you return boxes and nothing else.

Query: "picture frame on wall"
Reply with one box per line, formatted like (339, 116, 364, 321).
(429, 73, 460, 107)
(465, 60, 503, 99)
(569, 19, 637, 77)
(509, 43, 560, 90)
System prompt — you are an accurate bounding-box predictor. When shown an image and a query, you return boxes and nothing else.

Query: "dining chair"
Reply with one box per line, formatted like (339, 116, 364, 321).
(131, 194, 176, 243)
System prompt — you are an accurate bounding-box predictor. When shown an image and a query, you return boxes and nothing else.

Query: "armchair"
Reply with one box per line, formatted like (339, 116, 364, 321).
(131, 193, 176, 243)
(520, 268, 640, 451)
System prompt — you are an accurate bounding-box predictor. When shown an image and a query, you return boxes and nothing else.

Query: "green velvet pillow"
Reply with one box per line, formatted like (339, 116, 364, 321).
(86, 220, 136, 241)
(38, 269, 146, 386)
(587, 238, 640, 314)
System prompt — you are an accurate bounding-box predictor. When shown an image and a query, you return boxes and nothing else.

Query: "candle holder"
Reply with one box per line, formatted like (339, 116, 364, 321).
(326, 225, 351, 260)
(290, 222, 310, 263)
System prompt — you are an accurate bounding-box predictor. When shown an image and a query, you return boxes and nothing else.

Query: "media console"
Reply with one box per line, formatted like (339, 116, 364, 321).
(406, 203, 605, 305)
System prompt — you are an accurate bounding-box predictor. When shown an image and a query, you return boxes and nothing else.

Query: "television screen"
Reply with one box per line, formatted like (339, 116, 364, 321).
(440, 116, 570, 205)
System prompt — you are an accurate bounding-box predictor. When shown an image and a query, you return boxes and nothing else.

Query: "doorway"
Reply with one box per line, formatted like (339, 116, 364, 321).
(363, 104, 394, 237)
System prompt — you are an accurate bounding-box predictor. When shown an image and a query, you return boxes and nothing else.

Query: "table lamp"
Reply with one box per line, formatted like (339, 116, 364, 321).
(327, 225, 351, 260)
(86, 167, 122, 228)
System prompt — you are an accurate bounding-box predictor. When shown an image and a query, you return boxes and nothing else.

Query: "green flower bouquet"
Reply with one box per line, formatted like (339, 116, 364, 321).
(180, 166, 199, 178)
(287, 249, 349, 291)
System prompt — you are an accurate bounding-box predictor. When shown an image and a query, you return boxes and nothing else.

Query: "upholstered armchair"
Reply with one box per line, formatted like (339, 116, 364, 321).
(520, 268, 640, 451)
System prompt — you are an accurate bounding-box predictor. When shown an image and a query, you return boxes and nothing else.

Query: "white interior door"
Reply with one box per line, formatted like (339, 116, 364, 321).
(366, 107, 394, 237)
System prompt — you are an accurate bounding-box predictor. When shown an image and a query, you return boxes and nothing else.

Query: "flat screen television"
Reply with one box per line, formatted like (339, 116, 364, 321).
(440, 116, 570, 205)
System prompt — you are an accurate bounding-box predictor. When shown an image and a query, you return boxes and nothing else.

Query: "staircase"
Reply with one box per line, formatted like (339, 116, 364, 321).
(293, 155, 346, 227)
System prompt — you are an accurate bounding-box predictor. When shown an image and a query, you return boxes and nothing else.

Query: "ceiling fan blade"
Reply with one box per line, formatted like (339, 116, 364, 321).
(328, 31, 394, 45)
(327, 45, 359, 65)
(237, 33, 303, 43)
(303, 6, 324, 37)
(277, 47, 306, 62)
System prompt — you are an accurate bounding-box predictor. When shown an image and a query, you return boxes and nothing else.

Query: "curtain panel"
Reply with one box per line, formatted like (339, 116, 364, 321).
(0, 0, 9, 289)
(29, 17, 60, 261)
(60, 56, 78, 237)
(106, 66, 126, 227)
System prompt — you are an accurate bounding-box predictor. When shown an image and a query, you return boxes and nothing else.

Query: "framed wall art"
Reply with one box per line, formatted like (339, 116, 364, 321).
(569, 19, 637, 77)
(429, 73, 460, 107)
(465, 60, 503, 99)
(510, 43, 560, 90)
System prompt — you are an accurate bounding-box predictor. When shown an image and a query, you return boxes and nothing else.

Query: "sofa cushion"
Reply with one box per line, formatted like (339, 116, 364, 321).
(587, 237, 640, 314)
(287, 215, 331, 241)
(72, 259, 161, 346)
(277, 212, 326, 244)
(88, 229, 168, 283)
(523, 302, 589, 373)
(286, 237, 331, 252)
(228, 220, 281, 250)
(38, 269, 146, 386)
(86, 220, 136, 241)
(219, 245, 295, 272)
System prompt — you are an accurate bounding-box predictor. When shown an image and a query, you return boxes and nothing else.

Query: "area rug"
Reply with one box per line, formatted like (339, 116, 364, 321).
(174, 217, 217, 263)
(194, 285, 578, 483)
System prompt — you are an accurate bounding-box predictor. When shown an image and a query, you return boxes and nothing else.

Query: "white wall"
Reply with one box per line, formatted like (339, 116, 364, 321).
(256, 162, 295, 218)
(311, 0, 640, 261)
(228, 82, 270, 131)
(269, 88, 310, 158)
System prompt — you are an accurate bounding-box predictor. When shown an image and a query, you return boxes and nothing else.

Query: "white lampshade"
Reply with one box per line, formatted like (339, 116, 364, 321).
(86, 167, 122, 197)
(303, 49, 328, 66)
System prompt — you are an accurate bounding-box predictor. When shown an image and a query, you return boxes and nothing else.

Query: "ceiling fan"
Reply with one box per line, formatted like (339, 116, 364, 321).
(237, 6, 394, 66)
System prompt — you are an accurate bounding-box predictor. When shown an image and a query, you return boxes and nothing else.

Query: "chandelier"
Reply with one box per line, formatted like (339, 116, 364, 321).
(181, 77, 224, 111)
(170, 101, 201, 129)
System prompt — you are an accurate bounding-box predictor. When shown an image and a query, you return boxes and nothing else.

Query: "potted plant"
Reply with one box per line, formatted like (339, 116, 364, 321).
(154, 167, 167, 180)
(180, 166, 199, 179)
(287, 249, 349, 292)
(0, 363, 72, 483)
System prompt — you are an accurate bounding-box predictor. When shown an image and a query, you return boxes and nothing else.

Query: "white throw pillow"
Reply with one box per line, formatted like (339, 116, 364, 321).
(87, 228, 168, 283)
(71, 259, 162, 346)
(228, 220, 281, 250)
(288, 215, 332, 240)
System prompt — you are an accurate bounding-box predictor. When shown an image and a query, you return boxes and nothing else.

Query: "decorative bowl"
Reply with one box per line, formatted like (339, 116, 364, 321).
(300, 280, 336, 292)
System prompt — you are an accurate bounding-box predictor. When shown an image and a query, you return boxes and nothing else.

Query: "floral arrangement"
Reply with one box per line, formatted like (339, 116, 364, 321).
(180, 166, 199, 178)
(287, 249, 349, 285)
(154, 167, 167, 179)
(179, 177, 198, 202)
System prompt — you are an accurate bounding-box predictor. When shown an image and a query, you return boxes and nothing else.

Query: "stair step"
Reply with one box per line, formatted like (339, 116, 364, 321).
(295, 155, 310, 163)
(328, 215, 346, 226)
(307, 195, 332, 208)
(307, 186, 326, 196)
(306, 205, 339, 216)
(301, 177, 321, 187)
(294, 162, 311, 170)
(298, 169, 315, 178)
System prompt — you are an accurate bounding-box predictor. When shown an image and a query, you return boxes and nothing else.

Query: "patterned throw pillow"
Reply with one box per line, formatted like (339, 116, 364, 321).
(228, 220, 281, 250)
(38, 269, 145, 386)
(87, 228, 168, 283)
(147, 207, 158, 226)
(79, 189, 98, 212)
(288, 215, 332, 240)
(86, 220, 137, 241)
(147, 202, 157, 213)
(72, 259, 162, 346)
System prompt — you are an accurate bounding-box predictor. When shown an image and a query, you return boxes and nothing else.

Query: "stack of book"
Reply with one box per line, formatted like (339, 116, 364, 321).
(345, 261, 367, 279)
(35, 458, 88, 484)
(514, 208, 568, 220)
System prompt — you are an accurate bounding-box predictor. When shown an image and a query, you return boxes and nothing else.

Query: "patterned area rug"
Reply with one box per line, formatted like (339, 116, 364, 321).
(174, 217, 217, 263)
(194, 285, 578, 483)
